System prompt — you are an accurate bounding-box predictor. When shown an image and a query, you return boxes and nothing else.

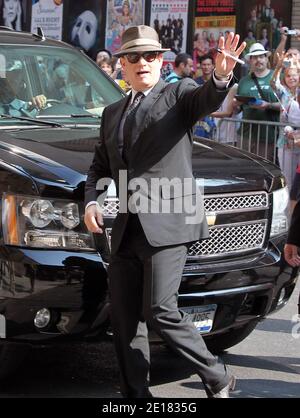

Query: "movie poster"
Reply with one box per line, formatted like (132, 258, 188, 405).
(105, 0, 145, 54)
(0, 0, 27, 31)
(66, 0, 102, 59)
(238, 0, 292, 55)
(149, 0, 188, 79)
(193, 0, 236, 73)
(31, 0, 63, 40)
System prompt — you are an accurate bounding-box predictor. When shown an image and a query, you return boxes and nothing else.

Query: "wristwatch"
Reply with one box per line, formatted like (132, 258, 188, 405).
(214, 70, 231, 81)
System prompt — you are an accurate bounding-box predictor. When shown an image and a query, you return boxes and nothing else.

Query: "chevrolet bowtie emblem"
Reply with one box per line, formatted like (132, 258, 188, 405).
(206, 213, 217, 226)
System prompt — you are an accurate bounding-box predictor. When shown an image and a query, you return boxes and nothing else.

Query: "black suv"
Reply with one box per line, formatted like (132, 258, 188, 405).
(0, 28, 297, 378)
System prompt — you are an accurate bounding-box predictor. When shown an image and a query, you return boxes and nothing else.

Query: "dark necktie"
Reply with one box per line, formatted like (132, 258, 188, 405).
(122, 92, 144, 164)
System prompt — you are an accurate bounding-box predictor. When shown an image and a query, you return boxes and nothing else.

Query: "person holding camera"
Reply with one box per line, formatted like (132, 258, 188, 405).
(270, 51, 300, 197)
(273, 26, 300, 68)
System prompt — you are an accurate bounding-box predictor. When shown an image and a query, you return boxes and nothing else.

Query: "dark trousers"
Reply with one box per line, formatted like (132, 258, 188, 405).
(108, 214, 229, 398)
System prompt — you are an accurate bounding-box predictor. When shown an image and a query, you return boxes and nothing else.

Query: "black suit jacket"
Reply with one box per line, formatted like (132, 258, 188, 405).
(85, 77, 232, 254)
(287, 199, 300, 247)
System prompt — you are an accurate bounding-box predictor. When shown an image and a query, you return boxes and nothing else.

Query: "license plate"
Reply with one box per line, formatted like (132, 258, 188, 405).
(182, 304, 217, 334)
(0, 314, 6, 338)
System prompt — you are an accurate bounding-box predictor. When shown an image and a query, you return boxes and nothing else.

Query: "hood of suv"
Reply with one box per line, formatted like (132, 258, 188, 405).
(0, 128, 280, 196)
(0, 127, 98, 192)
(192, 139, 280, 193)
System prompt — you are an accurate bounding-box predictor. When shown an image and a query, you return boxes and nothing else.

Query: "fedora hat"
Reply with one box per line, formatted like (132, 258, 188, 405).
(245, 42, 271, 60)
(114, 25, 170, 57)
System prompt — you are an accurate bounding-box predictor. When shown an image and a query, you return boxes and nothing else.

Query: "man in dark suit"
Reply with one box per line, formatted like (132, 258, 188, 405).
(284, 200, 300, 316)
(84, 25, 245, 398)
(284, 200, 300, 266)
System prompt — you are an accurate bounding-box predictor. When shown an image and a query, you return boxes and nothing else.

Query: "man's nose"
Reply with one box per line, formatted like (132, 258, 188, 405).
(138, 56, 148, 64)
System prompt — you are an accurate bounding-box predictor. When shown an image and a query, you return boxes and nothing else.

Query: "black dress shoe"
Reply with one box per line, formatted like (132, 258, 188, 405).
(209, 375, 236, 398)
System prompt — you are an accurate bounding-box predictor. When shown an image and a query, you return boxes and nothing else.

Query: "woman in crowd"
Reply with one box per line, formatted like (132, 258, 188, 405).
(97, 55, 130, 92)
(270, 51, 300, 208)
(97, 56, 115, 77)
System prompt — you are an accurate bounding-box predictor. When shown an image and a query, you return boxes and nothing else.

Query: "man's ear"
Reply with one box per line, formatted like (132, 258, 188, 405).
(179, 62, 185, 71)
(120, 57, 126, 70)
(157, 53, 164, 67)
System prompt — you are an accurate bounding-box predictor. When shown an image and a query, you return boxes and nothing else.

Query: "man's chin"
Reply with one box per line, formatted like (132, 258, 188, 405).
(132, 81, 152, 90)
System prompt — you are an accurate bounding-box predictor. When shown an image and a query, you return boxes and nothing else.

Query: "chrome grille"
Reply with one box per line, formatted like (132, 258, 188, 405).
(102, 198, 120, 217)
(102, 191, 269, 258)
(102, 192, 269, 217)
(188, 221, 267, 258)
(204, 192, 268, 213)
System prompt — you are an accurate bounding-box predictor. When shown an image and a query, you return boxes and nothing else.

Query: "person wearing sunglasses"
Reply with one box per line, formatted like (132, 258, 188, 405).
(84, 25, 246, 399)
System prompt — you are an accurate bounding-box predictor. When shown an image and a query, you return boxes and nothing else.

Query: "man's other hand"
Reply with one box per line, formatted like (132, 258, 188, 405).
(284, 243, 300, 267)
(84, 204, 104, 234)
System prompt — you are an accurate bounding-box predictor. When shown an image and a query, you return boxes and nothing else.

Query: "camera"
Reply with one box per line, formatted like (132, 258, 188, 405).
(281, 27, 299, 36)
(283, 59, 291, 68)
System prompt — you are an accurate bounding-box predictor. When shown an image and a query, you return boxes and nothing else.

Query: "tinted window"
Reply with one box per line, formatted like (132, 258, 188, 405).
(0, 45, 123, 124)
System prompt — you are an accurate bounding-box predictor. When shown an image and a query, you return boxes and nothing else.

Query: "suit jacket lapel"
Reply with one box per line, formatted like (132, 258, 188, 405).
(131, 79, 166, 154)
(107, 94, 131, 167)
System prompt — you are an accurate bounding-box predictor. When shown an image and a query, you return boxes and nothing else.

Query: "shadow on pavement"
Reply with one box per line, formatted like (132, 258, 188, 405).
(255, 317, 299, 334)
(222, 352, 300, 375)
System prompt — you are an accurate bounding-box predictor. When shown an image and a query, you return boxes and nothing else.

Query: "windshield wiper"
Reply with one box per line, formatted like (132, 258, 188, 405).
(35, 113, 101, 121)
(0, 114, 63, 127)
(70, 113, 101, 119)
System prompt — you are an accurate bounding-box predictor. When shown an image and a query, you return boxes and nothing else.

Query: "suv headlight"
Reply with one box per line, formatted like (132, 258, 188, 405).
(2, 194, 95, 250)
(270, 186, 289, 237)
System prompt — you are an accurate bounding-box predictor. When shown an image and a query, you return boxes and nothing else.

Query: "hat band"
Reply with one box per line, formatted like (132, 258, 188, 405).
(121, 38, 162, 51)
(249, 49, 267, 54)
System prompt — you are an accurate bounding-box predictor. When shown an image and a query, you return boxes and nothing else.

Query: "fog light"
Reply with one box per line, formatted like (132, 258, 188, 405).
(34, 308, 51, 329)
(278, 288, 285, 305)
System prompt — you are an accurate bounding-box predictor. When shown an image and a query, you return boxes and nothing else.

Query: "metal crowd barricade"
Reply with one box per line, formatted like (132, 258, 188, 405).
(207, 117, 300, 167)
(193, 117, 300, 191)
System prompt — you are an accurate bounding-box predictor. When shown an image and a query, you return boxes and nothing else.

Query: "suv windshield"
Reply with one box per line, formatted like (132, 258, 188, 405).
(0, 45, 124, 125)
